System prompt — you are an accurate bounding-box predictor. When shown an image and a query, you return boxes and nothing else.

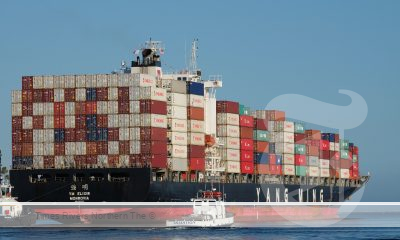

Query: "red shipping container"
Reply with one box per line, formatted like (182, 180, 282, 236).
(140, 141, 167, 154)
(270, 165, 282, 175)
(351, 162, 359, 171)
(74, 155, 87, 167)
(129, 154, 139, 166)
(329, 159, 340, 170)
(340, 159, 352, 169)
(54, 102, 65, 116)
(240, 139, 254, 151)
(294, 133, 306, 144)
(54, 143, 65, 155)
(330, 151, 340, 161)
(351, 170, 359, 179)
(108, 128, 119, 141)
(140, 100, 167, 115)
(334, 134, 340, 143)
(256, 164, 270, 174)
(348, 151, 353, 161)
(12, 117, 23, 130)
(22, 103, 33, 116)
(32, 116, 44, 129)
(188, 145, 205, 158)
(140, 153, 167, 168)
(189, 158, 205, 171)
(12, 130, 23, 143)
(64, 129, 76, 142)
(187, 107, 204, 120)
(44, 156, 55, 168)
(22, 130, 33, 143)
(75, 115, 86, 129)
(266, 110, 285, 121)
(295, 154, 307, 166)
(33, 90, 43, 102)
(239, 115, 254, 127)
(64, 88, 76, 102)
(75, 102, 86, 115)
(97, 142, 108, 155)
(21, 143, 33, 157)
(119, 141, 130, 155)
(22, 76, 33, 90)
(269, 154, 277, 165)
(240, 161, 254, 174)
(42, 89, 54, 102)
(320, 140, 329, 151)
(75, 129, 86, 141)
(86, 155, 97, 165)
(216, 101, 239, 114)
(54, 116, 65, 129)
(140, 127, 167, 141)
(305, 130, 321, 140)
(22, 90, 33, 102)
(353, 146, 359, 155)
(96, 87, 108, 101)
(320, 150, 330, 159)
(97, 114, 108, 128)
(240, 150, 253, 162)
(240, 127, 253, 139)
(254, 141, 269, 153)
(87, 142, 97, 155)
(118, 101, 130, 114)
(306, 145, 319, 156)
(12, 144, 22, 157)
(108, 155, 119, 167)
(118, 87, 129, 101)
(254, 118, 268, 130)
(330, 168, 340, 178)
(85, 101, 97, 114)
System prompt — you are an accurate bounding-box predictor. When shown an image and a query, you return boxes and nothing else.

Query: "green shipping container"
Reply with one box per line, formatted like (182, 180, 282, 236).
(253, 130, 269, 141)
(340, 150, 349, 159)
(294, 122, 305, 133)
(352, 154, 358, 162)
(295, 144, 306, 155)
(340, 140, 349, 150)
(239, 104, 251, 116)
(295, 166, 307, 176)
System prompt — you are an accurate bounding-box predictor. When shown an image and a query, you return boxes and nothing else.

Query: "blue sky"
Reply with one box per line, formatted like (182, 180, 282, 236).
(1, 1, 399, 201)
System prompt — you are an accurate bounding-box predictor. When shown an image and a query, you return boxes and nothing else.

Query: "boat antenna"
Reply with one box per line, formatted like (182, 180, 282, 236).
(189, 38, 199, 75)
(0, 149, 2, 185)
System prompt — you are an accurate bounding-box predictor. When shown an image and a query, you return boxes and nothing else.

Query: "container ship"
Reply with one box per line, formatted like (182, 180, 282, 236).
(9, 40, 368, 205)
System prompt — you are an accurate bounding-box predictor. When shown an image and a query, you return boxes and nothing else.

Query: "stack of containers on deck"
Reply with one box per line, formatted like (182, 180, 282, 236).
(252, 111, 272, 175)
(305, 130, 329, 178)
(339, 139, 352, 179)
(216, 101, 240, 173)
(164, 80, 188, 173)
(349, 144, 359, 179)
(321, 133, 339, 178)
(238, 105, 254, 175)
(293, 122, 308, 177)
(186, 82, 206, 180)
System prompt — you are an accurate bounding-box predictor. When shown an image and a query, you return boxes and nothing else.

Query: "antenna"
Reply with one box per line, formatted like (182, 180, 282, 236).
(189, 38, 199, 75)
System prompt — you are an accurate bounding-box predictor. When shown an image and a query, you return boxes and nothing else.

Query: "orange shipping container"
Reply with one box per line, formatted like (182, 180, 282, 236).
(86, 101, 97, 114)
(21, 143, 33, 156)
(187, 107, 204, 120)
(256, 164, 270, 174)
(305, 130, 321, 140)
(12, 144, 22, 157)
(97, 142, 108, 155)
(97, 114, 108, 128)
(119, 141, 130, 155)
(54, 102, 65, 115)
(32, 116, 44, 129)
(75, 102, 86, 115)
(64, 88, 76, 102)
(54, 116, 65, 129)
(240, 127, 253, 139)
(12, 117, 23, 130)
(255, 141, 269, 153)
(22, 76, 33, 90)
(22, 103, 33, 116)
(108, 155, 120, 167)
(44, 156, 55, 168)
(87, 142, 97, 155)
(54, 143, 65, 155)
(22, 90, 33, 102)
(96, 88, 108, 101)
(307, 145, 319, 156)
(22, 129, 33, 143)
(266, 110, 285, 121)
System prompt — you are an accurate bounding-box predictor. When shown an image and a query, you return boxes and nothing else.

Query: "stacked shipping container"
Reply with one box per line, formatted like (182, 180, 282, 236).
(238, 105, 254, 174)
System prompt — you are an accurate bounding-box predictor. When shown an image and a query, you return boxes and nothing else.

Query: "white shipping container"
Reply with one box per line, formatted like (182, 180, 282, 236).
(43, 76, 54, 88)
(75, 142, 86, 155)
(44, 116, 54, 129)
(108, 141, 119, 155)
(119, 114, 130, 127)
(129, 128, 140, 141)
(12, 91, 22, 103)
(270, 132, 294, 143)
(43, 129, 54, 142)
(218, 137, 240, 149)
(43, 143, 54, 155)
(220, 149, 240, 161)
(320, 168, 330, 177)
(44, 103, 54, 115)
(217, 125, 240, 138)
(217, 113, 239, 126)
(335, 143, 340, 151)
(129, 101, 140, 113)
(108, 101, 119, 114)
(329, 142, 335, 151)
(340, 169, 350, 179)
(274, 143, 295, 154)
(141, 87, 167, 101)
(108, 74, 119, 87)
(167, 93, 187, 107)
(97, 101, 108, 114)
(167, 158, 188, 171)
(33, 129, 44, 143)
(167, 132, 188, 145)
(187, 94, 204, 108)
(75, 75, 86, 88)
(75, 88, 86, 101)
(119, 155, 129, 167)
(225, 161, 240, 173)
(53, 76, 65, 89)
(167, 106, 187, 120)
(33, 143, 44, 156)
(187, 120, 204, 133)
(319, 159, 330, 169)
(33, 103, 44, 116)
(65, 142, 76, 155)
(129, 114, 140, 127)
(85, 74, 97, 88)
(64, 75, 75, 88)
(96, 74, 108, 87)
(119, 74, 130, 87)
(108, 88, 119, 101)
(22, 116, 33, 129)
(254, 110, 266, 119)
(119, 128, 130, 141)
(12, 103, 22, 116)
(283, 121, 295, 132)
(54, 156, 64, 169)
(307, 156, 319, 166)
(33, 156, 44, 169)
(33, 76, 43, 89)
(129, 141, 141, 154)
(283, 154, 295, 165)
(54, 89, 65, 102)
(308, 166, 320, 177)
(65, 102, 75, 115)
(268, 121, 294, 132)
(98, 155, 109, 167)
(64, 156, 75, 168)
(168, 145, 187, 158)
(108, 115, 119, 128)
(141, 114, 167, 128)
(283, 164, 295, 175)
(130, 73, 157, 87)
(168, 119, 187, 132)
(188, 133, 205, 146)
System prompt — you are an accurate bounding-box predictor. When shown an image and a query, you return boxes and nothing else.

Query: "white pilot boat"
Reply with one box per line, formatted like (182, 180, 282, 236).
(166, 190, 234, 227)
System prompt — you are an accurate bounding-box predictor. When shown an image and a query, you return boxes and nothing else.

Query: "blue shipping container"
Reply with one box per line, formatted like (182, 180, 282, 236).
(86, 115, 97, 129)
(186, 82, 204, 96)
(54, 129, 65, 142)
(97, 128, 108, 141)
(87, 128, 98, 141)
(255, 153, 269, 164)
(328, 133, 335, 142)
(276, 154, 283, 165)
(321, 133, 329, 141)
(86, 88, 97, 101)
